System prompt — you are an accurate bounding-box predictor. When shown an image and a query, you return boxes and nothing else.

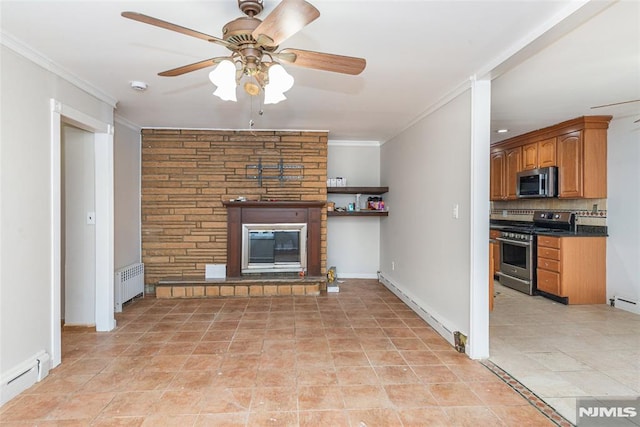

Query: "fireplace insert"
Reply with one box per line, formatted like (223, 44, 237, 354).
(241, 223, 307, 274)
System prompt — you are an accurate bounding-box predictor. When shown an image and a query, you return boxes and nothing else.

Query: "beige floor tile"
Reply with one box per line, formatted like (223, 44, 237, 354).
(2, 280, 567, 426)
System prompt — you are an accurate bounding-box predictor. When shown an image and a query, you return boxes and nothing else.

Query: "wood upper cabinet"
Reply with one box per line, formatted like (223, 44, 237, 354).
(522, 143, 538, 170)
(557, 131, 582, 198)
(523, 137, 556, 171)
(490, 146, 522, 200)
(536, 235, 606, 304)
(557, 128, 607, 198)
(538, 137, 557, 167)
(490, 116, 610, 200)
(490, 150, 506, 200)
(504, 147, 521, 199)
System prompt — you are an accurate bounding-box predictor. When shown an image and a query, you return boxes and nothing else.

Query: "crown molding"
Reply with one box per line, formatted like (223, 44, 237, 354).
(1, 30, 118, 108)
(115, 115, 142, 132)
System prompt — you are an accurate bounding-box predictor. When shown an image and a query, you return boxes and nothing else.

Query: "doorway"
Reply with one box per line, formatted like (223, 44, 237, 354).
(50, 99, 114, 369)
(61, 124, 96, 326)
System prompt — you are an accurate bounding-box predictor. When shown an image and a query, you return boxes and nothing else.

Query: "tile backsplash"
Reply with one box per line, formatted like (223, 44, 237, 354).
(491, 198, 607, 226)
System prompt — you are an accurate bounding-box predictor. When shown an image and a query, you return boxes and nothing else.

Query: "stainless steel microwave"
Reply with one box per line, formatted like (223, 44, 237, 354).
(516, 166, 558, 198)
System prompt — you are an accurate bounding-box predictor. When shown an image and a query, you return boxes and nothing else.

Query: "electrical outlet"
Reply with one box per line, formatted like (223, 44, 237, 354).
(87, 212, 96, 225)
(392, 261, 395, 271)
(452, 204, 459, 219)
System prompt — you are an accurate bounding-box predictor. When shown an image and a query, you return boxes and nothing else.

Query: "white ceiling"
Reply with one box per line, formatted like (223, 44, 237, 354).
(1, 0, 638, 143)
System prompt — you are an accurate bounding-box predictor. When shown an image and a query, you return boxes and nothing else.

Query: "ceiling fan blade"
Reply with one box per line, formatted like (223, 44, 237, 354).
(591, 99, 640, 109)
(121, 11, 232, 48)
(252, 0, 320, 47)
(158, 57, 229, 77)
(277, 48, 366, 75)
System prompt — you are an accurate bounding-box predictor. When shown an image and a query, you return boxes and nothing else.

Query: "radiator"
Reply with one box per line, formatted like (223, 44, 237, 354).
(614, 296, 640, 315)
(115, 263, 144, 312)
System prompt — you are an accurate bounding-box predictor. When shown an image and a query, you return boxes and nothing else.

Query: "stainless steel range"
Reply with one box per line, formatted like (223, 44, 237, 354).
(494, 211, 575, 295)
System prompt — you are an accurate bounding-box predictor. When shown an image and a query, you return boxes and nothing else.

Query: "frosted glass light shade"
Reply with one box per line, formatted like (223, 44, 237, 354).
(208, 60, 237, 102)
(264, 64, 294, 105)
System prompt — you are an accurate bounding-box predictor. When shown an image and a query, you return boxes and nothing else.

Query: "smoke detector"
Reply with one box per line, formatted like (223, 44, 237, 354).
(130, 81, 148, 91)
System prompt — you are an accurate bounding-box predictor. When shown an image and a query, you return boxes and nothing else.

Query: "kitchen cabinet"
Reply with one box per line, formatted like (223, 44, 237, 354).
(523, 137, 556, 170)
(522, 143, 538, 170)
(538, 137, 557, 167)
(490, 147, 521, 200)
(557, 130, 607, 198)
(536, 235, 606, 304)
(489, 229, 501, 312)
(504, 147, 522, 199)
(490, 150, 505, 200)
(489, 244, 494, 312)
(327, 186, 389, 217)
(489, 230, 501, 277)
(491, 116, 610, 200)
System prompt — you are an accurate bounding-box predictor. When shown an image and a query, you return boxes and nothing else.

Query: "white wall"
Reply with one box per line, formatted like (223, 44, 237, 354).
(607, 117, 640, 303)
(380, 90, 473, 341)
(327, 142, 381, 278)
(114, 121, 141, 270)
(0, 45, 114, 400)
(63, 125, 96, 325)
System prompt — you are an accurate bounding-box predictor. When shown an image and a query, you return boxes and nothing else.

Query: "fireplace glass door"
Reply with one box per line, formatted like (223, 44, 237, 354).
(242, 223, 307, 273)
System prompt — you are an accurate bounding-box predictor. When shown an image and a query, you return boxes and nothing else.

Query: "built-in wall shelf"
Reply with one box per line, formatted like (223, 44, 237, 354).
(327, 186, 388, 195)
(328, 210, 388, 217)
(327, 186, 389, 217)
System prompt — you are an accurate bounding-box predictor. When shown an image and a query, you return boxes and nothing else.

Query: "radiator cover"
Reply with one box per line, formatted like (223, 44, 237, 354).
(115, 263, 144, 312)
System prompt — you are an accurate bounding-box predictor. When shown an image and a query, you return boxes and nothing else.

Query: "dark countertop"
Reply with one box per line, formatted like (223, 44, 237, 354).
(490, 221, 608, 237)
(535, 229, 608, 237)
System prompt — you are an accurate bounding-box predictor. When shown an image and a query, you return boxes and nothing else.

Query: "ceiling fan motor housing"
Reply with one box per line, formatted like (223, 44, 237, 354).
(238, 0, 263, 17)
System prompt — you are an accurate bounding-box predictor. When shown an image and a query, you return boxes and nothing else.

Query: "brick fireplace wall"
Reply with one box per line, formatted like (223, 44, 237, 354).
(141, 129, 328, 289)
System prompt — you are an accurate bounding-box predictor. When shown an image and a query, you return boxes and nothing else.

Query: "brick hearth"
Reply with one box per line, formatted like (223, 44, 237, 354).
(156, 276, 323, 298)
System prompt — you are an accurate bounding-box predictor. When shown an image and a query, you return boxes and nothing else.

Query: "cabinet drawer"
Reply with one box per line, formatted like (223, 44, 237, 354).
(490, 230, 501, 240)
(538, 247, 560, 260)
(537, 236, 560, 249)
(538, 257, 560, 272)
(537, 268, 561, 295)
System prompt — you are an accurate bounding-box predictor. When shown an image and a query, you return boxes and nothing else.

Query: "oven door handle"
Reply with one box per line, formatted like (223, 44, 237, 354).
(496, 237, 531, 247)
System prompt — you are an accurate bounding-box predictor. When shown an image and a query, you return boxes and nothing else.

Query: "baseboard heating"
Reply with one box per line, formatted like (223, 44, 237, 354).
(378, 273, 456, 348)
(613, 296, 640, 315)
(1, 351, 50, 406)
(115, 262, 144, 312)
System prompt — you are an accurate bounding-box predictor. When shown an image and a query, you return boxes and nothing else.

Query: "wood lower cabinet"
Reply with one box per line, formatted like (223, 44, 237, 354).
(489, 229, 501, 312)
(536, 235, 606, 304)
(489, 230, 501, 277)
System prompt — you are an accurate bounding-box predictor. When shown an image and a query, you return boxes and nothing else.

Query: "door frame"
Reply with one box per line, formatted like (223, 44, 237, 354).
(50, 99, 115, 368)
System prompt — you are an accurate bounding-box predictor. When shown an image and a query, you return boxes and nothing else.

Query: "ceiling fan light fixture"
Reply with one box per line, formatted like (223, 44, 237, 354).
(264, 64, 294, 105)
(209, 60, 238, 101)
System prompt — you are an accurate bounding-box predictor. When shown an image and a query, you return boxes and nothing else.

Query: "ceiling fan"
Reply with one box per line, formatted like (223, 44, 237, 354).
(122, 0, 366, 102)
(591, 99, 640, 123)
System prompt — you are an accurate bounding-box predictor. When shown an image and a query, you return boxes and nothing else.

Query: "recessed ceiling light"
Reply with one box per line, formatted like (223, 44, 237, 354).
(496, 129, 509, 134)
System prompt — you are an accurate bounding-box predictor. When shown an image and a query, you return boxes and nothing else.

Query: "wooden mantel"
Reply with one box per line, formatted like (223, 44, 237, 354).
(222, 200, 326, 209)
(223, 200, 325, 278)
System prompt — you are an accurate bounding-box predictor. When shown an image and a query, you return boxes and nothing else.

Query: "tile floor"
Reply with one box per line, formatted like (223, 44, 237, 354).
(490, 281, 640, 425)
(1, 279, 559, 427)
